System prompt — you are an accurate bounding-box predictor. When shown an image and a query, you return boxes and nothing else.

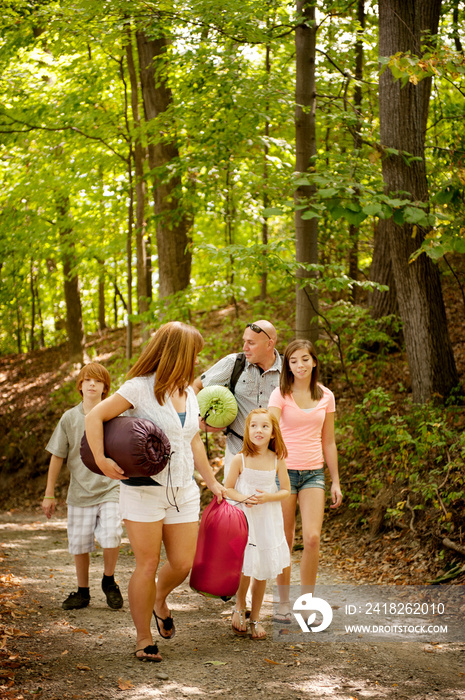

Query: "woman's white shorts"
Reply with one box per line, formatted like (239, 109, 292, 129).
(119, 479, 201, 524)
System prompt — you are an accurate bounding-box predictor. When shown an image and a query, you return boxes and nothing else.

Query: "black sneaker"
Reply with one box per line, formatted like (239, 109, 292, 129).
(62, 590, 90, 610)
(102, 580, 123, 609)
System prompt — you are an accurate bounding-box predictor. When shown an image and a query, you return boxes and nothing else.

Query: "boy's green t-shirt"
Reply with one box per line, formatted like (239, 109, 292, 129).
(46, 403, 119, 507)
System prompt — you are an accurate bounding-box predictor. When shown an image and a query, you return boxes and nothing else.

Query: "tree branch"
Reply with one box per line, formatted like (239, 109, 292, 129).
(0, 111, 127, 162)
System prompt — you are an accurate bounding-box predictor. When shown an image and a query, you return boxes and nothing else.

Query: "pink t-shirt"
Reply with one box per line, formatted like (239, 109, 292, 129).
(268, 385, 335, 470)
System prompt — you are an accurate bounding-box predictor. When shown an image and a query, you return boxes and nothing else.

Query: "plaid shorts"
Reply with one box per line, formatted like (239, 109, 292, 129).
(67, 501, 122, 555)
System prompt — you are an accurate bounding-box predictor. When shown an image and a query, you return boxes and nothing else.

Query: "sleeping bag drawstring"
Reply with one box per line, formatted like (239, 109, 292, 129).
(164, 452, 180, 512)
(203, 410, 212, 459)
(229, 494, 255, 505)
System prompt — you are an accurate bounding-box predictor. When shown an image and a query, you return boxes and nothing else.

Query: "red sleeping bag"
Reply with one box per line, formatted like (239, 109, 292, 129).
(190, 498, 248, 602)
(80, 416, 171, 478)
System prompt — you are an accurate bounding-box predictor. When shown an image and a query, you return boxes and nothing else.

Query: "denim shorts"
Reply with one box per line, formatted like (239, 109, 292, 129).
(280, 468, 326, 495)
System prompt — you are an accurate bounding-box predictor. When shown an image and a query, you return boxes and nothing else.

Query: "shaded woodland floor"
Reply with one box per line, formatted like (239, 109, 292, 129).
(1, 509, 464, 700)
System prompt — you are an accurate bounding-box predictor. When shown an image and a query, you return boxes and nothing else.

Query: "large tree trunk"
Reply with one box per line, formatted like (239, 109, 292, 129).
(136, 31, 191, 300)
(57, 197, 84, 363)
(378, 0, 458, 402)
(126, 30, 150, 317)
(369, 219, 399, 318)
(294, 1, 318, 343)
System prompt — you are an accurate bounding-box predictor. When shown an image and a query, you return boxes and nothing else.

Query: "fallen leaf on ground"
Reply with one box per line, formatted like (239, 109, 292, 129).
(203, 661, 226, 666)
(264, 658, 283, 665)
(118, 678, 134, 690)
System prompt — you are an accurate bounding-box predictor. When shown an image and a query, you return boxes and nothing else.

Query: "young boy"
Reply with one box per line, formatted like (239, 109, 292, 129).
(42, 362, 123, 611)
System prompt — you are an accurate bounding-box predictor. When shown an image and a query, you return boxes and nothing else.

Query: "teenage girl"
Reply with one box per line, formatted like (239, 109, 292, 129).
(268, 339, 342, 623)
(224, 408, 290, 639)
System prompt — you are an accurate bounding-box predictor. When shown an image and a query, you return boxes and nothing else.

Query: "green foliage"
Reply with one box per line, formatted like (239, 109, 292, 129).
(0, 0, 463, 360)
(379, 40, 465, 87)
(342, 388, 465, 536)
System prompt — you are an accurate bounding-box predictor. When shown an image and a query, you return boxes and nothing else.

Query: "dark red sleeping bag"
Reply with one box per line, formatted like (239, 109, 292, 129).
(190, 499, 248, 601)
(80, 416, 171, 478)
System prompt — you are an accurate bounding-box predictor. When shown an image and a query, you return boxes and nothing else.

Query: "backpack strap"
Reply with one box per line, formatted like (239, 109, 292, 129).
(225, 351, 282, 442)
(227, 352, 247, 395)
(225, 353, 247, 441)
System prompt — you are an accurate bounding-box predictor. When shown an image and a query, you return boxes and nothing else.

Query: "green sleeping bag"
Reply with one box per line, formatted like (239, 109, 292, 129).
(197, 385, 238, 428)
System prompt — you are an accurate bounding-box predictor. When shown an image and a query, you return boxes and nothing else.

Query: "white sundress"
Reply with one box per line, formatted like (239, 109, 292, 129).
(235, 455, 290, 580)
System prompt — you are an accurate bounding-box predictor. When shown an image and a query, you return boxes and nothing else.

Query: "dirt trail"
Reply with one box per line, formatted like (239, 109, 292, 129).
(1, 509, 464, 700)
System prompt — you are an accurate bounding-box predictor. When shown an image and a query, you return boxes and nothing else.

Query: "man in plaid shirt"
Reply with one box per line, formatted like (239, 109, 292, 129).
(194, 320, 281, 480)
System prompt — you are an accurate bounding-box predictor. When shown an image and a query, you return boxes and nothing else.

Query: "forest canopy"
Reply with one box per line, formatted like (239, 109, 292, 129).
(0, 0, 464, 402)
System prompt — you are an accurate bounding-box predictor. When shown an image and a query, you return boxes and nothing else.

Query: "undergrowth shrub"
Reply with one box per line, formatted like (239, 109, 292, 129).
(341, 388, 465, 541)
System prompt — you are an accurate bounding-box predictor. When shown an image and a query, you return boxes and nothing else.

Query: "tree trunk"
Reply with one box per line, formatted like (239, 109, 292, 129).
(126, 29, 150, 317)
(136, 30, 192, 300)
(97, 259, 106, 332)
(378, 0, 459, 402)
(126, 156, 134, 362)
(260, 43, 271, 301)
(57, 197, 84, 363)
(29, 258, 36, 351)
(369, 219, 399, 318)
(35, 267, 46, 348)
(452, 1, 463, 54)
(294, 1, 318, 343)
(348, 0, 365, 305)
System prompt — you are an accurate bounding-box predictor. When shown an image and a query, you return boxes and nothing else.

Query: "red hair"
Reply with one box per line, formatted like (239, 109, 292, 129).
(127, 322, 204, 405)
(76, 363, 111, 399)
(241, 408, 287, 460)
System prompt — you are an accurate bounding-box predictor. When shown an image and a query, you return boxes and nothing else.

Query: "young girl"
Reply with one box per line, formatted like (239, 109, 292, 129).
(268, 339, 342, 623)
(224, 408, 290, 640)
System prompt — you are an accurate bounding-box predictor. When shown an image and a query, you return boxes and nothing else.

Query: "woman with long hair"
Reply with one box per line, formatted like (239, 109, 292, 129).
(268, 339, 342, 622)
(85, 322, 226, 662)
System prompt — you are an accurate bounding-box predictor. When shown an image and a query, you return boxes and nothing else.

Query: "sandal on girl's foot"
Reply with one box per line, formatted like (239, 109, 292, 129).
(272, 611, 291, 624)
(272, 601, 291, 624)
(153, 610, 176, 640)
(231, 609, 247, 636)
(249, 619, 266, 640)
(134, 643, 162, 662)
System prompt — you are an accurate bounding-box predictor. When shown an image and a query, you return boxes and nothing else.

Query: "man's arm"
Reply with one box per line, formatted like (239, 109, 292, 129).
(193, 376, 203, 394)
(194, 354, 237, 430)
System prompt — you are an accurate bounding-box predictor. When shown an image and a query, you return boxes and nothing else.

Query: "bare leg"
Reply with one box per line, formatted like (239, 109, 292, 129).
(102, 546, 120, 577)
(124, 518, 163, 657)
(154, 522, 198, 626)
(276, 494, 297, 614)
(298, 488, 325, 593)
(232, 574, 250, 633)
(249, 578, 267, 639)
(74, 553, 90, 588)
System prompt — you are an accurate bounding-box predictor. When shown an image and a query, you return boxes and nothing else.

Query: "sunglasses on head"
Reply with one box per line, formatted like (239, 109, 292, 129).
(246, 323, 271, 340)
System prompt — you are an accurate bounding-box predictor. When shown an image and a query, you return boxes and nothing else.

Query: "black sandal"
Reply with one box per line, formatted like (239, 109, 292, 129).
(153, 610, 176, 640)
(134, 643, 162, 662)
